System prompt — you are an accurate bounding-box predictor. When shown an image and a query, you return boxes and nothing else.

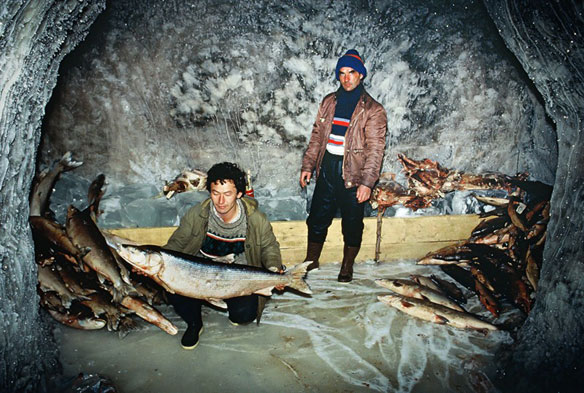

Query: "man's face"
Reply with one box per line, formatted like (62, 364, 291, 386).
(339, 66, 363, 92)
(210, 180, 242, 221)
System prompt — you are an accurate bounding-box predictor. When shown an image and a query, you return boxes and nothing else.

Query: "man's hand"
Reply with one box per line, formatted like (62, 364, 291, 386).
(213, 253, 235, 264)
(300, 171, 312, 188)
(356, 184, 372, 203)
(268, 266, 287, 291)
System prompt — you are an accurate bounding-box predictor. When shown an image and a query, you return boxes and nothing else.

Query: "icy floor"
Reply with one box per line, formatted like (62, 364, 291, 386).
(54, 260, 513, 393)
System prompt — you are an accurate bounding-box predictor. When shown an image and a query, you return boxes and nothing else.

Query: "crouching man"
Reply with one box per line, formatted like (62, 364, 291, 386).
(164, 162, 283, 349)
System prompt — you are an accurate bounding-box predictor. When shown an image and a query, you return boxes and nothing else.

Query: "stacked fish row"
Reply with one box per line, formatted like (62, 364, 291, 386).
(375, 186, 550, 332)
(418, 185, 551, 324)
(376, 276, 497, 332)
(30, 153, 178, 336)
(372, 154, 551, 330)
(416, 181, 551, 320)
(371, 153, 527, 211)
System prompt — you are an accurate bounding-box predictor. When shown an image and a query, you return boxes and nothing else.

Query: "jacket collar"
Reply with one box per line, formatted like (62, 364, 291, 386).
(335, 85, 368, 104)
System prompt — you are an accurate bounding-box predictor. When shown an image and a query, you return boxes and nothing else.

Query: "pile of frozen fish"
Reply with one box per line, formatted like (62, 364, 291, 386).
(371, 153, 527, 211)
(31, 153, 177, 336)
(374, 154, 551, 332)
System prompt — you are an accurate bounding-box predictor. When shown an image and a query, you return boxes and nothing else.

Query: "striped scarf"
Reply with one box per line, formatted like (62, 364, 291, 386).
(326, 84, 363, 156)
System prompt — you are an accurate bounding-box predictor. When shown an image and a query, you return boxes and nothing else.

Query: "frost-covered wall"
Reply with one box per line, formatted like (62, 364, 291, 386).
(483, 1, 584, 391)
(40, 0, 557, 197)
(0, 1, 105, 392)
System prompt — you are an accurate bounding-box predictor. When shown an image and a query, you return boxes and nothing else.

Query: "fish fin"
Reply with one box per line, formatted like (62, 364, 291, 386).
(108, 282, 134, 304)
(254, 287, 274, 296)
(434, 314, 449, 325)
(79, 287, 98, 296)
(76, 294, 92, 302)
(111, 250, 134, 285)
(96, 273, 107, 286)
(206, 298, 227, 309)
(77, 259, 91, 273)
(80, 247, 92, 257)
(477, 328, 489, 336)
(59, 151, 84, 171)
(400, 300, 414, 308)
(111, 289, 123, 304)
(285, 261, 312, 295)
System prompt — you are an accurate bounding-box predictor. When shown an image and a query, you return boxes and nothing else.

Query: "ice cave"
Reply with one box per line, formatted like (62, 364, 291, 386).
(1, 0, 582, 392)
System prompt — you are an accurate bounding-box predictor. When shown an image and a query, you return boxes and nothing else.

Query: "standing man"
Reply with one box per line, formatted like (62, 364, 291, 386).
(300, 49, 387, 283)
(164, 162, 283, 349)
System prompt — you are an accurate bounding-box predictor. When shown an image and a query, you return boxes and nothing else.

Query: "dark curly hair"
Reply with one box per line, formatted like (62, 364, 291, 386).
(206, 162, 247, 195)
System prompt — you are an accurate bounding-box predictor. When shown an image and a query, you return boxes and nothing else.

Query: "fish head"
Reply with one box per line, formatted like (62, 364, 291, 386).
(116, 245, 163, 276)
(66, 205, 80, 220)
(375, 279, 392, 290)
(375, 279, 399, 291)
(377, 294, 398, 306)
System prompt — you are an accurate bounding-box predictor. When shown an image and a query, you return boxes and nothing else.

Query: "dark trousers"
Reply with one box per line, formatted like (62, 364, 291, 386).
(307, 151, 365, 247)
(169, 293, 258, 327)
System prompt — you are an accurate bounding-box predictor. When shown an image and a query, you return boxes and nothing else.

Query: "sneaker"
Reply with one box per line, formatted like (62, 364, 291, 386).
(228, 319, 239, 326)
(181, 324, 203, 350)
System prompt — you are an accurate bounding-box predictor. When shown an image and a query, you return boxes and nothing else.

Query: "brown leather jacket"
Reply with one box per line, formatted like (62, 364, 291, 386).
(301, 88, 387, 189)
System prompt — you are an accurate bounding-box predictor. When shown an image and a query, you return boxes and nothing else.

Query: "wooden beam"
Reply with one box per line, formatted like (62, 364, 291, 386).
(106, 214, 482, 267)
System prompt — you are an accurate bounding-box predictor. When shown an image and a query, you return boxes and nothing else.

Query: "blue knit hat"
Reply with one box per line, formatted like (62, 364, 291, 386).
(335, 49, 367, 80)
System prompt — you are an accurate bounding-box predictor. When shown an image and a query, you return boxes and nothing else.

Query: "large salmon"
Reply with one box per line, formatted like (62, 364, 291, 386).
(112, 244, 312, 303)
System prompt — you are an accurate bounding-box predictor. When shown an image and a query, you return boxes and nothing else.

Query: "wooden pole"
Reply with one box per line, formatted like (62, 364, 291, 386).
(375, 207, 386, 262)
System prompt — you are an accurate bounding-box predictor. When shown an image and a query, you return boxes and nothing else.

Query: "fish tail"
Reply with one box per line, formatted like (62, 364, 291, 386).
(58, 151, 83, 172)
(286, 261, 312, 295)
(111, 289, 124, 304)
(111, 282, 137, 304)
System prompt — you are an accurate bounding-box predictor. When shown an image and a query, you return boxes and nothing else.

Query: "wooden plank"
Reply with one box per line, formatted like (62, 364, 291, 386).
(106, 214, 482, 267)
(106, 227, 176, 247)
(280, 241, 466, 266)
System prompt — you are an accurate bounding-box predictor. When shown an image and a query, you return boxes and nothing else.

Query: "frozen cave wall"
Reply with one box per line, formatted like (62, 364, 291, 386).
(0, 1, 105, 392)
(39, 0, 557, 194)
(483, 1, 584, 392)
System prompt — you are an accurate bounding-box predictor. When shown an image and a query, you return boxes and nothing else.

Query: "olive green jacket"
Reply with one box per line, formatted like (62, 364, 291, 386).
(164, 196, 283, 322)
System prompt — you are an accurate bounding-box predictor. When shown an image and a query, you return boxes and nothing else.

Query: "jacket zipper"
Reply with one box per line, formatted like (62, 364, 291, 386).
(342, 100, 365, 184)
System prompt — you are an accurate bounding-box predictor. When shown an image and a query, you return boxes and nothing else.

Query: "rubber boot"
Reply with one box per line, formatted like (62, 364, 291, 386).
(181, 323, 203, 350)
(338, 245, 360, 283)
(305, 241, 324, 271)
